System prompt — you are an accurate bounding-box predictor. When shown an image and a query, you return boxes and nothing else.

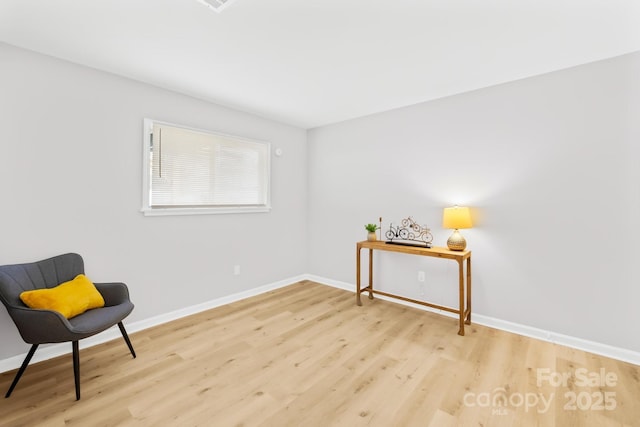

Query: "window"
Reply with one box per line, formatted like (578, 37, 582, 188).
(142, 119, 271, 215)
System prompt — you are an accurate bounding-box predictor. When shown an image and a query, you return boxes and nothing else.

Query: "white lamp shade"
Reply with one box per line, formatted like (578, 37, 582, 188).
(442, 206, 472, 229)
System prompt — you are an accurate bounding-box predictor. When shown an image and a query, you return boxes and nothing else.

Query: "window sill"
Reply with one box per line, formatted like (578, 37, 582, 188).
(141, 206, 271, 216)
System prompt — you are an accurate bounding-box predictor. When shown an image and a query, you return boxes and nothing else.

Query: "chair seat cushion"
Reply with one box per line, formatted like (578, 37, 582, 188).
(19, 274, 105, 319)
(68, 301, 134, 336)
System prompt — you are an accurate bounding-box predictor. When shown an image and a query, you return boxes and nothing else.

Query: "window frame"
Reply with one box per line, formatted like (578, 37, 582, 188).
(141, 118, 271, 216)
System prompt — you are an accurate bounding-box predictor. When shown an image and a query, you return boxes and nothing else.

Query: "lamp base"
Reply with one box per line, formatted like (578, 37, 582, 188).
(447, 229, 467, 251)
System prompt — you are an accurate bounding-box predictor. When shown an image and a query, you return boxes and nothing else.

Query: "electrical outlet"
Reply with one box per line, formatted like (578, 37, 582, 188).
(233, 265, 240, 275)
(419, 283, 426, 297)
(418, 271, 425, 282)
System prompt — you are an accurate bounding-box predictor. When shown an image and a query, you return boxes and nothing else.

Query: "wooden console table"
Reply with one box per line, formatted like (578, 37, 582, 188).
(356, 240, 472, 335)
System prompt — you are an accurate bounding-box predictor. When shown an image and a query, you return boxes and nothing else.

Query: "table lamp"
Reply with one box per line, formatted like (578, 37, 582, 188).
(442, 206, 472, 251)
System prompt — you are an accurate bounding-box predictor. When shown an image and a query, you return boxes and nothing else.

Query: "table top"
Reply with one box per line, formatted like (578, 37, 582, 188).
(357, 240, 471, 260)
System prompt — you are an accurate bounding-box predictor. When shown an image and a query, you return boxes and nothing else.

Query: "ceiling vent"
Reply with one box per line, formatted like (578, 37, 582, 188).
(196, 0, 237, 13)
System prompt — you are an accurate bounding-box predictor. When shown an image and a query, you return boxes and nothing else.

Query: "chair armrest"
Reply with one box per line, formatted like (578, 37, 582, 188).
(7, 306, 74, 344)
(94, 282, 131, 307)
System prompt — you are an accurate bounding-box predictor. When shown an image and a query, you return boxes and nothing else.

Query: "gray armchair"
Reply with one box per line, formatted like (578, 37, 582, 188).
(0, 253, 135, 400)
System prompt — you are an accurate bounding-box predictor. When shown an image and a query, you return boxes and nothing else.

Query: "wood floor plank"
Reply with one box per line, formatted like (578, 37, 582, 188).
(0, 281, 638, 426)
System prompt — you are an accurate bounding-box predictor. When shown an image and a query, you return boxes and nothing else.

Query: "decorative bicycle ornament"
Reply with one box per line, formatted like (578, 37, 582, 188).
(385, 217, 433, 248)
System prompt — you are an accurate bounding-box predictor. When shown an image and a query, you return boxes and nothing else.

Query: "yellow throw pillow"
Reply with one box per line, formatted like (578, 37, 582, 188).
(20, 274, 105, 319)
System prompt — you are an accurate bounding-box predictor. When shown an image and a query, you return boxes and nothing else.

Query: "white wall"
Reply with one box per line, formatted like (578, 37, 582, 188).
(308, 52, 640, 353)
(0, 43, 308, 360)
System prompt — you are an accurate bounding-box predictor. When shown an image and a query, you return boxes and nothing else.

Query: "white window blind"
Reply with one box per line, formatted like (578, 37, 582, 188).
(142, 119, 270, 215)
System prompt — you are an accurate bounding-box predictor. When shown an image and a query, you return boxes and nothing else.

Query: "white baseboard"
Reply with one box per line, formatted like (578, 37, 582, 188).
(1, 273, 638, 374)
(0, 274, 305, 374)
(309, 274, 640, 366)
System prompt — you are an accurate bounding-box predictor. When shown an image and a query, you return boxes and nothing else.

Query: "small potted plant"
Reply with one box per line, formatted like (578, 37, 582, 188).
(365, 223, 379, 241)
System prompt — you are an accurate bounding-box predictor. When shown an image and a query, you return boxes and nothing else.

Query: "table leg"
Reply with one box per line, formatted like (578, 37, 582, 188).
(356, 246, 362, 306)
(458, 259, 465, 336)
(368, 248, 374, 299)
(466, 257, 472, 325)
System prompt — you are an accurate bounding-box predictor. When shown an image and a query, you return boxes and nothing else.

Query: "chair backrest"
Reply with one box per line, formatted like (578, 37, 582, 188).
(0, 253, 84, 309)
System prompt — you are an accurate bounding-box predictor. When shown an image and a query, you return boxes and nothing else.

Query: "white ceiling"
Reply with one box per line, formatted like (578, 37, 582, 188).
(1, 0, 639, 129)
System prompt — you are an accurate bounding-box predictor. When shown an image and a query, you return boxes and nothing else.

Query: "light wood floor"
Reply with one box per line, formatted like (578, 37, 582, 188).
(0, 281, 638, 426)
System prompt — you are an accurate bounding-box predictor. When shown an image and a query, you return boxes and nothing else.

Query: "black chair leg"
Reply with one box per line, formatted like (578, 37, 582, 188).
(117, 322, 136, 358)
(72, 341, 80, 400)
(5, 344, 39, 398)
